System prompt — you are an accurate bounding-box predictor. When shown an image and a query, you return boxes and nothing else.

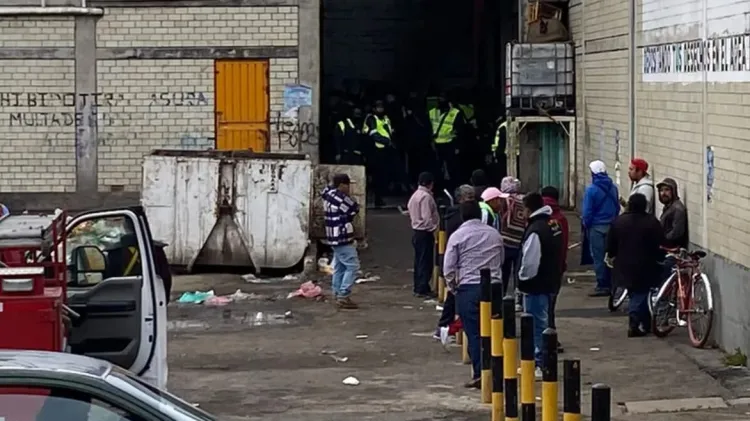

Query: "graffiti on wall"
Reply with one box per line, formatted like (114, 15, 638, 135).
(0, 91, 213, 149)
(706, 146, 714, 202)
(270, 110, 319, 150)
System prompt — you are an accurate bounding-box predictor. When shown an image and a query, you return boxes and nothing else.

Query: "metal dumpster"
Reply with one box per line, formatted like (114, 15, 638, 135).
(140, 150, 312, 272)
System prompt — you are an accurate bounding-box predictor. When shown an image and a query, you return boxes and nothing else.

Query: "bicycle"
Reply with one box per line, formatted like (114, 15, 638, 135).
(608, 286, 628, 312)
(649, 248, 714, 348)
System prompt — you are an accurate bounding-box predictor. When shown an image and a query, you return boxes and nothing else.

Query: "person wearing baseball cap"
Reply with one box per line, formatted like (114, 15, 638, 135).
(626, 158, 655, 214)
(479, 187, 502, 230)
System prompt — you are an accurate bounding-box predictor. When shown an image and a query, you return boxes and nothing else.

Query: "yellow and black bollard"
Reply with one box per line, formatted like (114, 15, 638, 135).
(563, 360, 581, 421)
(490, 285, 504, 421)
(437, 206, 447, 303)
(480, 268, 492, 404)
(541, 328, 559, 421)
(432, 232, 439, 294)
(519, 314, 535, 421)
(461, 331, 470, 363)
(502, 296, 518, 421)
(591, 384, 611, 421)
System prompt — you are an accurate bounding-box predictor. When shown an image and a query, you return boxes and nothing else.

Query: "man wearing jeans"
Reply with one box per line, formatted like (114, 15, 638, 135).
(443, 200, 504, 389)
(582, 160, 619, 297)
(517, 193, 562, 379)
(322, 173, 361, 309)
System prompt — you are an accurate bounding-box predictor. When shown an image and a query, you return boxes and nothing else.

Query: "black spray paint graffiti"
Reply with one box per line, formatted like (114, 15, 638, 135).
(2, 91, 208, 128)
(269, 112, 319, 150)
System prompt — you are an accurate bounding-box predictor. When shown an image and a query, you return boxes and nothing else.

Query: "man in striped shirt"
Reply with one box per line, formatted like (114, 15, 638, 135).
(443, 200, 504, 388)
(322, 173, 361, 309)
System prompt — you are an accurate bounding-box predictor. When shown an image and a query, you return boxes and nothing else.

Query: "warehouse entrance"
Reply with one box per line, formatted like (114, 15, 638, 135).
(320, 0, 518, 205)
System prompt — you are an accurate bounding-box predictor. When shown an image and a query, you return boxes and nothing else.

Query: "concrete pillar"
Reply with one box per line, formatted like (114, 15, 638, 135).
(74, 15, 98, 193)
(297, 0, 321, 164)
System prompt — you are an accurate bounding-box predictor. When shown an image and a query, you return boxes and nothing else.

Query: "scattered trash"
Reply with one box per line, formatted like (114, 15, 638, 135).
(177, 290, 215, 304)
(321, 350, 338, 355)
(589, 347, 600, 352)
(342, 376, 360, 386)
(355, 335, 368, 340)
(410, 332, 435, 338)
(283, 274, 298, 281)
(192, 403, 200, 407)
(318, 257, 334, 275)
(284, 310, 293, 319)
(204, 295, 232, 306)
(567, 242, 581, 250)
(406, 268, 414, 273)
(566, 277, 576, 284)
(402, 305, 414, 309)
(355, 275, 380, 284)
(287, 281, 323, 299)
(330, 355, 349, 363)
(423, 299, 438, 305)
(435, 305, 444, 311)
(242, 273, 272, 284)
(228, 289, 261, 301)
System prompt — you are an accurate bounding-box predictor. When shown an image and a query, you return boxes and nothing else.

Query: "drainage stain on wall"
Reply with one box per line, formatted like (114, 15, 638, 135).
(706, 146, 714, 203)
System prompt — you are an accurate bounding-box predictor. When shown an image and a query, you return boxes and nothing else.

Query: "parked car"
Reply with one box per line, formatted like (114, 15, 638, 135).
(0, 351, 210, 421)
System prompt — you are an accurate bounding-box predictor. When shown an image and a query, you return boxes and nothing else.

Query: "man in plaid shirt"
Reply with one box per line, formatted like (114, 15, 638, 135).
(322, 173, 361, 309)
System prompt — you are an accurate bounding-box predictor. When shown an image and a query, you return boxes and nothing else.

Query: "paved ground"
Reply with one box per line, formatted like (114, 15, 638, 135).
(166, 210, 750, 420)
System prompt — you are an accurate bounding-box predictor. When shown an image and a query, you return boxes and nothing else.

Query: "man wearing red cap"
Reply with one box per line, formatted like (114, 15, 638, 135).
(624, 158, 655, 215)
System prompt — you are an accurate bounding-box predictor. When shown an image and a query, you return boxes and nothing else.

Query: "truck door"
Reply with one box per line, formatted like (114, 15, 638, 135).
(64, 207, 159, 377)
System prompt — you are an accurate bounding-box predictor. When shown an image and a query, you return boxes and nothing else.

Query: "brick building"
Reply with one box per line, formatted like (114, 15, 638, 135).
(572, 0, 750, 353)
(0, 0, 318, 207)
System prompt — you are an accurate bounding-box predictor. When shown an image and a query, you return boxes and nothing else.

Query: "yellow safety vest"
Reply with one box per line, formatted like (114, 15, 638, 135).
(429, 107, 459, 144)
(363, 115, 393, 149)
(337, 119, 362, 155)
(337, 118, 355, 133)
(492, 121, 508, 153)
(458, 104, 476, 127)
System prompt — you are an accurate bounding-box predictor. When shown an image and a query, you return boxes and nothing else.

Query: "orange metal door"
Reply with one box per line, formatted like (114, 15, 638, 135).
(215, 60, 270, 151)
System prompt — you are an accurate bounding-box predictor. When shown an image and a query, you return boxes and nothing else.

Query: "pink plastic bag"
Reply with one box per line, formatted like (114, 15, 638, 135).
(287, 281, 322, 299)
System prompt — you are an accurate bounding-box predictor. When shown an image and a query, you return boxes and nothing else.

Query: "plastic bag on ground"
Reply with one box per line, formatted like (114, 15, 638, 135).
(287, 281, 322, 299)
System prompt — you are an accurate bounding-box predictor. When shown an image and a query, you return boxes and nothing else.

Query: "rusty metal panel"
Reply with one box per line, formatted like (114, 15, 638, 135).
(310, 164, 366, 240)
(215, 59, 270, 152)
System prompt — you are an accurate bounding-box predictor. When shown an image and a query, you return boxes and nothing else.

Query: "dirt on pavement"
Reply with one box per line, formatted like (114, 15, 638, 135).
(165, 210, 750, 421)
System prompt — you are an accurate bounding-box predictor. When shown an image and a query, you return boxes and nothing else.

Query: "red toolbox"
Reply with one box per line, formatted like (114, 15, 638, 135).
(0, 212, 67, 351)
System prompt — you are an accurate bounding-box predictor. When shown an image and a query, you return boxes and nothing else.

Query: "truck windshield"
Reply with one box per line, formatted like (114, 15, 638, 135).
(106, 367, 219, 421)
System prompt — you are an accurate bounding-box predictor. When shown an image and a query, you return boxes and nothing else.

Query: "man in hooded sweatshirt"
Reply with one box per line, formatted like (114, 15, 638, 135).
(582, 160, 620, 297)
(622, 158, 655, 215)
(657, 177, 689, 283)
(433, 184, 476, 342)
(541, 186, 569, 353)
(517, 192, 563, 378)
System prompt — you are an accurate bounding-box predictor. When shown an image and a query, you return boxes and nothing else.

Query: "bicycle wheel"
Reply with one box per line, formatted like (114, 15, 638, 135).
(651, 274, 677, 338)
(608, 287, 628, 312)
(688, 273, 714, 348)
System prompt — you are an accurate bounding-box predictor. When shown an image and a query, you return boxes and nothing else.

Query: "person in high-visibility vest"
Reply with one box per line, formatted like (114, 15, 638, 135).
(363, 100, 394, 207)
(488, 117, 509, 186)
(428, 93, 465, 191)
(334, 105, 365, 166)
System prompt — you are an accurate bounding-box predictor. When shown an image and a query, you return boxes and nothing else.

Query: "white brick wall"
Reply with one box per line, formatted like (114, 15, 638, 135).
(0, 60, 77, 193)
(97, 6, 298, 47)
(0, 7, 301, 193)
(96, 59, 215, 191)
(574, 0, 750, 266)
(0, 18, 74, 48)
(571, 0, 632, 197)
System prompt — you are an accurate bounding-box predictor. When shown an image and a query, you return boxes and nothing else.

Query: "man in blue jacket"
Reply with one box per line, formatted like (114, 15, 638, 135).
(582, 160, 619, 297)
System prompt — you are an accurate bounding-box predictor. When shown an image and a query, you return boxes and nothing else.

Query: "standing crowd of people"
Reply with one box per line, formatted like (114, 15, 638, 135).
(319, 154, 689, 388)
(326, 89, 509, 207)
(404, 168, 569, 387)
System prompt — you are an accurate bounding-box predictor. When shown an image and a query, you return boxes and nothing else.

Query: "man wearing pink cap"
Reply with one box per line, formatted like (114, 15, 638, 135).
(479, 187, 502, 230)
